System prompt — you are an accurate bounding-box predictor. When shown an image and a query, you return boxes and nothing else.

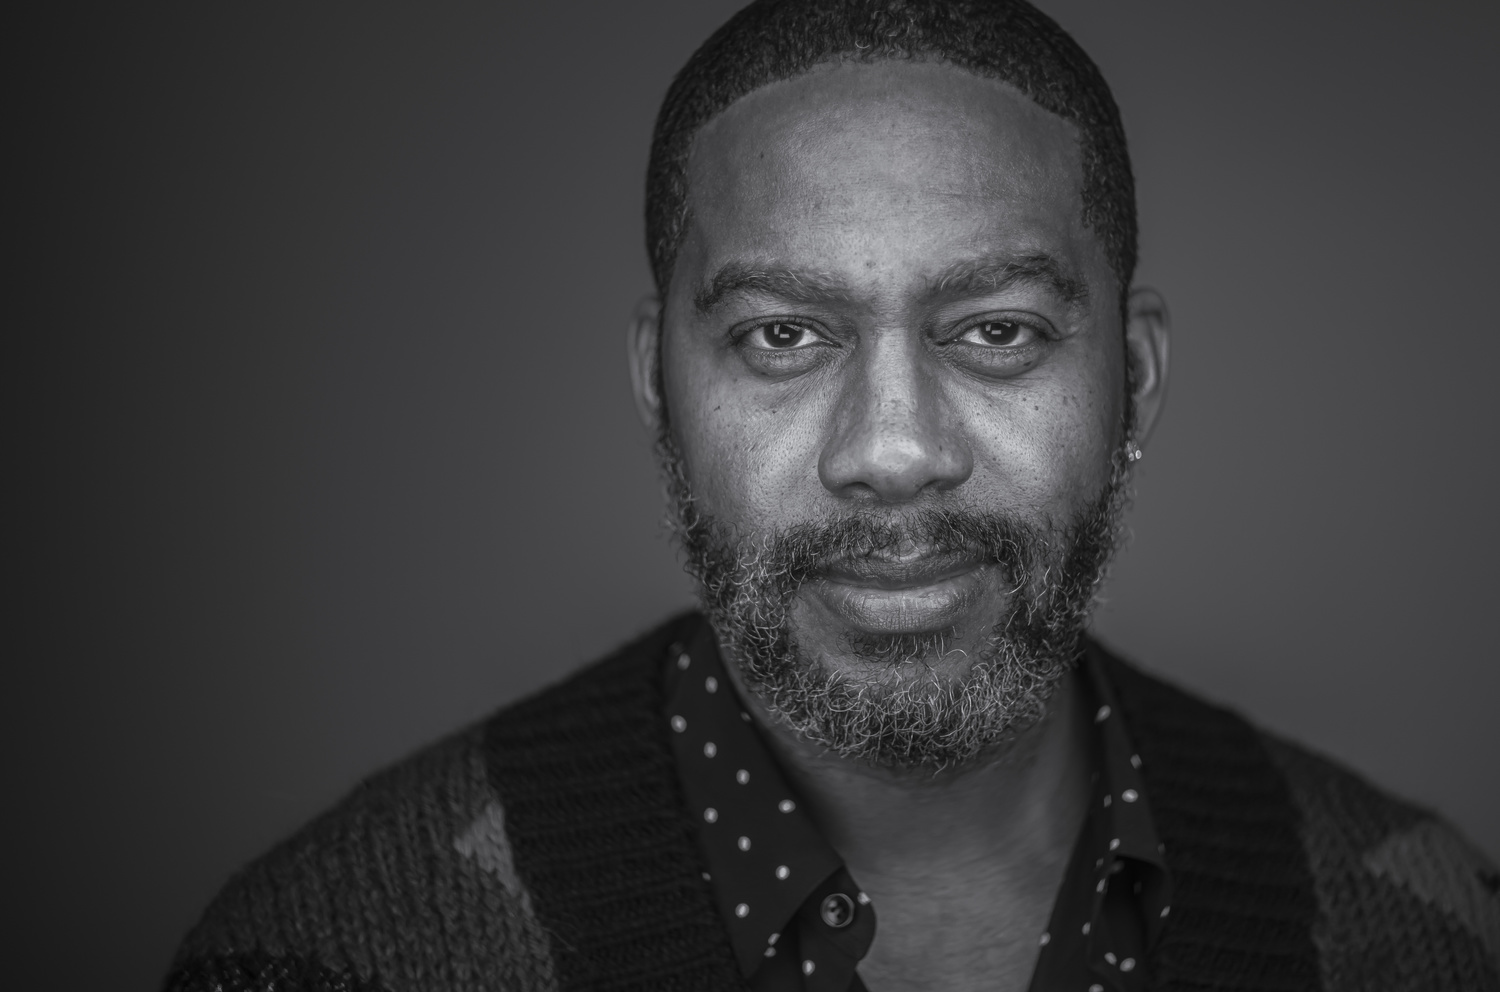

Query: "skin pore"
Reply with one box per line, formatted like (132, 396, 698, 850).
(628, 60, 1168, 990)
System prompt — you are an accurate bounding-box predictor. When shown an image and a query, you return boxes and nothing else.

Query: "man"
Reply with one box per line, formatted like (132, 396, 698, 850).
(164, 1, 1499, 989)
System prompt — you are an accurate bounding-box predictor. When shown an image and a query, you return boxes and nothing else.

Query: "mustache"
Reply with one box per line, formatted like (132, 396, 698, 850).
(681, 505, 1054, 593)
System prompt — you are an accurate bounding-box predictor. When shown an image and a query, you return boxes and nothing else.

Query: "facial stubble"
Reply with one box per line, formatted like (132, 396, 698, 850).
(656, 422, 1133, 771)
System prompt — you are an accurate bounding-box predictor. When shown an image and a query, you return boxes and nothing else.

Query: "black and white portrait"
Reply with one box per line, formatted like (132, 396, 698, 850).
(14, 3, 1498, 990)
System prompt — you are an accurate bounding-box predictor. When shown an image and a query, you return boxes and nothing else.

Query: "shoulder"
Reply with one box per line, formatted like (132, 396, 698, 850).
(164, 613, 701, 992)
(1260, 733, 1500, 990)
(1093, 640, 1498, 989)
(165, 721, 559, 991)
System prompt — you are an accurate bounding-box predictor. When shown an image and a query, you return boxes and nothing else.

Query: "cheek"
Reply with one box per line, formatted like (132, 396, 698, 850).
(663, 334, 830, 528)
(954, 348, 1121, 515)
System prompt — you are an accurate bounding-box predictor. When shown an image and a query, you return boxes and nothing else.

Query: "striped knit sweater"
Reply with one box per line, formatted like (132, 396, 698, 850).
(164, 614, 1500, 991)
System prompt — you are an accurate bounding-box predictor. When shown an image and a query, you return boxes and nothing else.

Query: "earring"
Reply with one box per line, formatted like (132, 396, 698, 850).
(1127, 445, 1144, 463)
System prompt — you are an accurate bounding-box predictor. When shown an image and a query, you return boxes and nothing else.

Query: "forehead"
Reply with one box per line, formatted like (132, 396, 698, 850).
(679, 59, 1095, 296)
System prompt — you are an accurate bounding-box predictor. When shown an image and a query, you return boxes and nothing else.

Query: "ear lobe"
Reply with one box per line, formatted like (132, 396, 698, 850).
(627, 295, 665, 432)
(1125, 286, 1171, 447)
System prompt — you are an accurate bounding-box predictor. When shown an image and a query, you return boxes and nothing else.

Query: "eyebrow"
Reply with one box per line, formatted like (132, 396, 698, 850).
(694, 262, 854, 314)
(693, 251, 1089, 315)
(927, 253, 1091, 308)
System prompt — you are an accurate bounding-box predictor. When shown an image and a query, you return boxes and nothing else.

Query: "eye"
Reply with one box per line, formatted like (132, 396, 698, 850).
(734, 318, 836, 377)
(960, 318, 1040, 348)
(746, 321, 818, 349)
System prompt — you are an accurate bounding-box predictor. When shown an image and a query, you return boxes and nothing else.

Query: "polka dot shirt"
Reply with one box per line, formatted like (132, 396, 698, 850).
(664, 624, 1172, 991)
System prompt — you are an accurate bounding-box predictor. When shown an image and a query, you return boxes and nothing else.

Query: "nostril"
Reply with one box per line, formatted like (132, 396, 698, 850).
(819, 425, 972, 501)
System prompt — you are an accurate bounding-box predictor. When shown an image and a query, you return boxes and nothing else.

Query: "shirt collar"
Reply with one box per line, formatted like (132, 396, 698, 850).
(663, 620, 848, 975)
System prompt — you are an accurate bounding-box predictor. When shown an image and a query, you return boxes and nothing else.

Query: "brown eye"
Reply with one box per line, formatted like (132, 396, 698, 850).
(976, 320, 1023, 345)
(760, 322, 808, 348)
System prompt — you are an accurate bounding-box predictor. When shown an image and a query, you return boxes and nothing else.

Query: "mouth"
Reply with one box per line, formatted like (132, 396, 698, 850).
(807, 552, 1000, 634)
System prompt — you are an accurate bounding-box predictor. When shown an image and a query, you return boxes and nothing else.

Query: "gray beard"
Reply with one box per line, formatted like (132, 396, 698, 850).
(656, 429, 1134, 771)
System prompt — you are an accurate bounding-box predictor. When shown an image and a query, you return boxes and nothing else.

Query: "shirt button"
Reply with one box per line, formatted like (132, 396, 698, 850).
(820, 892, 855, 928)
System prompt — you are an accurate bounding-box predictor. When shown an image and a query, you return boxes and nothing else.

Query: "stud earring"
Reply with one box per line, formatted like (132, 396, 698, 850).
(1127, 445, 1144, 463)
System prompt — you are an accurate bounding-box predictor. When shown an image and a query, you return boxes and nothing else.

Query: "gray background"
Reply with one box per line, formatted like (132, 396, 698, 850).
(13, 2, 1499, 989)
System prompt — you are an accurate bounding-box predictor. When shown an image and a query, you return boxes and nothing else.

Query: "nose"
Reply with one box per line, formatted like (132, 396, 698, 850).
(818, 336, 972, 501)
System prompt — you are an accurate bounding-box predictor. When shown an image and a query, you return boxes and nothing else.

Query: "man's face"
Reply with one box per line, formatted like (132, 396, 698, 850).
(637, 60, 1157, 766)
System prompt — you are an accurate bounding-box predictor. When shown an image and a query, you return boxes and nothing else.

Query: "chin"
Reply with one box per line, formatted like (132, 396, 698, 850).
(734, 610, 1071, 770)
(831, 626, 985, 674)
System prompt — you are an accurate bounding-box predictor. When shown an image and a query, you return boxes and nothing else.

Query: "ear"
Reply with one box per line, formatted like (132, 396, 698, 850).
(627, 294, 665, 432)
(1124, 286, 1171, 447)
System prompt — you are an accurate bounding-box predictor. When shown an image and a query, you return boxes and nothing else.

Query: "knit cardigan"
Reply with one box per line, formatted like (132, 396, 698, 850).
(164, 614, 1500, 991)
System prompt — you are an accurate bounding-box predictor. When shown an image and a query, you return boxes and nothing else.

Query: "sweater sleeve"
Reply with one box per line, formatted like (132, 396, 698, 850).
(1262, 735, 1500, 992)
(161, 727, 559, 992)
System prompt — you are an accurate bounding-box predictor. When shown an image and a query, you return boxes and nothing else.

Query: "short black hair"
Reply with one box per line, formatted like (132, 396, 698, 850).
(646, 0, 1136, 301)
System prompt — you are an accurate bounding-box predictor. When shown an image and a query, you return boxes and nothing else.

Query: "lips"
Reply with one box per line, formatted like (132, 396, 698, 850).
(808, 552, 1000, 634)
(820, 549, 986, 589)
